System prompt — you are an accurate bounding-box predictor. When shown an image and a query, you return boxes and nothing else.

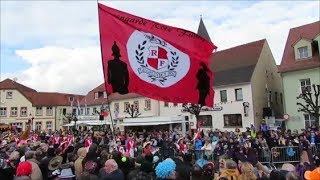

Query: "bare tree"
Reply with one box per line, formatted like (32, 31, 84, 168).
(297, 84, 320, 126)
(125, 104, 141, 118)
(182, 103, 203, 128)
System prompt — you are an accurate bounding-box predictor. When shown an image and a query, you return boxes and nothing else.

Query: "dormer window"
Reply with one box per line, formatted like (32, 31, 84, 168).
(94, 92, 99, 99)
(103, 91, 107, 98)
(298, 46, 308, 59)
(69, 96, 74, 102)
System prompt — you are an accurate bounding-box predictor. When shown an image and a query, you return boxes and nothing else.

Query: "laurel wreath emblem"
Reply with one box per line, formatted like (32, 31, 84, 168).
(135, 41, 180, 85)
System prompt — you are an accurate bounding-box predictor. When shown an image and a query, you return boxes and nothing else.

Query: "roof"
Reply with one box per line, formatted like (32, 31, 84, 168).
(80, 83, 142, 106)
(279, 21, 320, 73)
(0, 78, 84, 106)
(25, 92, 84, 106)
(0, 79, 36, 92)
(197, 17, 211, 42)
(210, 39, 266, 86)
(214, 65, 256, 86)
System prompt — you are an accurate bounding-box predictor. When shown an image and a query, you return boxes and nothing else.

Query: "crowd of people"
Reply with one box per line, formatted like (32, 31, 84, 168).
(0, 120, 320, 180)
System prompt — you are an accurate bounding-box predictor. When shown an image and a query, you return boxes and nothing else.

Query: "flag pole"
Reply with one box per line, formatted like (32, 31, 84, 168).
(96, 0, 116, 139)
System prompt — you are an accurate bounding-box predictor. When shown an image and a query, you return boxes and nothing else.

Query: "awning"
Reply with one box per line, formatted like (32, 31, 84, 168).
(120, 116, 187, 126)
(63, 120, 111, 127)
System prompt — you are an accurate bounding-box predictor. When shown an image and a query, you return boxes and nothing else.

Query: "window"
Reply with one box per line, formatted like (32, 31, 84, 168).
(103, 91, 107, 98)
(134, 101, 139, 109)
(223, 114, 243, 127)
(145, 99, 151, 111)
(173, 103, 178, 107)
(298, 46, 308, 59)
(6, 91, 13, 99)
(80, 108, 84, 115)
(164, 102, 169, 107)
(46, 121, 52, 130)
(300, 79, 311, 93)
(0, 107, 7, 116)
(10, 107, 18, 116)
(235, 88, 243, 101)
(85, 108, 90, 115)
(280, 93, 283, 104)
(20, 107, 27, 117)
(35, 107, 42, 116)
(62, 108, 66, 115)
(10, 123, 23, 128)
(124, 102, 130, 111)
(275, 92, 278, 104)
(69, 96, 74, 102)
(197, 115, 212, 127)
(304, 114, 316, 128)
(93, 107, 97, 114)
(220, 90, 227, 102)
(114, 103, 119, 113)
(35, 122, 42, 132)
(72, 108, 77, 115)
(94, 92, 99, 99)
(46, 107, 53, 116)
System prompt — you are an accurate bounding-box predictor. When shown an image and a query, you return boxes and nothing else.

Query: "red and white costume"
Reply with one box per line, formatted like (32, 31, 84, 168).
(117, 145, 126, 155)
(52, 135, 61, 145)
(66, 135, 74, 147)
(85, 137, 93, 148)
(126, 138, 136, 158)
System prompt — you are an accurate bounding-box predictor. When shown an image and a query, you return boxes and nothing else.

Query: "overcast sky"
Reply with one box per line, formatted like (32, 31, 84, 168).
(1, 0, 319, 95)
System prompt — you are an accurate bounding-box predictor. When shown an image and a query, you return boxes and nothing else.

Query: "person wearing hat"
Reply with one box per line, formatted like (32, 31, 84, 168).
(25, 151, 43, 180)
(74, 147, 87, 177)
(107, 41, 130, 95)
(305, 167, 320, 180)
(143, 141, 152, 155)
(155, 158, 176, 180)
(39, 147, 59, 180)
(15, 161, 33, 180)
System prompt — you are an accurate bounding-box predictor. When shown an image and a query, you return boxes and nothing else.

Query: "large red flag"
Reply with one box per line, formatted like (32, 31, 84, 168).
(98, 3, 217, 106)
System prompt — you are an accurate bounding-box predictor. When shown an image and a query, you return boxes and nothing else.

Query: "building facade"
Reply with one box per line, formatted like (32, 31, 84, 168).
(279, 21, 320, 130)
(0, 79, 83, 131)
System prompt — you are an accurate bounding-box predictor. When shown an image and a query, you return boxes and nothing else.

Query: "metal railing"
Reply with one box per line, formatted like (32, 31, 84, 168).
(271, 146, 300, 164)
(113, 143, 320, 166)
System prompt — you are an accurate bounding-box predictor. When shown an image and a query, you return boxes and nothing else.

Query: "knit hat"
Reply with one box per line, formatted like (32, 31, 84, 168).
(155, 158, 176, 179)
(16, 161, 32, 176)
(304, 167, 320, 180)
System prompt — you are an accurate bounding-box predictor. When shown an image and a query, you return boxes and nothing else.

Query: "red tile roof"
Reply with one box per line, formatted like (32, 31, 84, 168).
(80, 83, 141, 106)
(210, 39, 266, 85)
(0, 78, 84, 106)
(25, 92, 84, 106)
(0, 78, 36, 92)
(279, 21, 320, 73)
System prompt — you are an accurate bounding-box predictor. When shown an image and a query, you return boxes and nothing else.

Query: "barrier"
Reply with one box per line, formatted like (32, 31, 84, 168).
(271, 146, 300, 164)
(311, 143, 320, 155)
(118, 143, 320, 165)
(257, 147, 271, 164)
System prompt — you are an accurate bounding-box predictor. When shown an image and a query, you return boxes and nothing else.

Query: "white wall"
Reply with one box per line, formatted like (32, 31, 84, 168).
(159, 83, 254, 131)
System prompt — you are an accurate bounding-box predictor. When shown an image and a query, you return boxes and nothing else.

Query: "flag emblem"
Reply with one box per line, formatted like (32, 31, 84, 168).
(127, 31, 190, 87)
(147, 46, 168, 70)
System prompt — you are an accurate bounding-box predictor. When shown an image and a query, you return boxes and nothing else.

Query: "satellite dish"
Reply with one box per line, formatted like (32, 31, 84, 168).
(13, 77, 18, 82)
(0, 99, 5, 104)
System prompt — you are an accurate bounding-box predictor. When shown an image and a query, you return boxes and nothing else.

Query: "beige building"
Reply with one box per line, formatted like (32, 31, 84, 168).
(0, 79, 84, 131)
(76, 83, 187, 133)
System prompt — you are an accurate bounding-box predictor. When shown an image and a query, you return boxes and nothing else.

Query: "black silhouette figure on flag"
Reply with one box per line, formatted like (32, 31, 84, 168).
(107, 41, 129, 94)
(196, 62, 210, 106)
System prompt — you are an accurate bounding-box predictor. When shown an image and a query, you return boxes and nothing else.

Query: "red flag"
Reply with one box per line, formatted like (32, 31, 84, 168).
(98, 3, 217, 106)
